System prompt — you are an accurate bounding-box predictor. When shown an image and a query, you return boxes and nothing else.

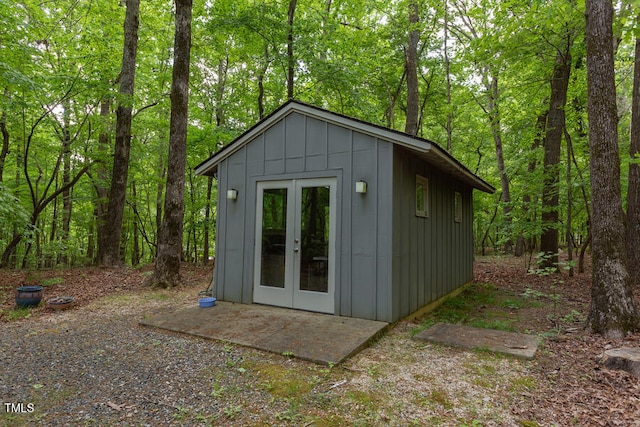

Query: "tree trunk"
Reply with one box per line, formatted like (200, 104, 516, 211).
(585, 0, 639, 337)
(287, 0, 297, 100)
(155, 141, 165, 253)
(515, 113, 547, 257)
(540, 45, 572, 270)
(48, 176, 59, 267)
(258, 45, 269, 119)
(443, 0, 453, 152)
(59, 100, 72, 266)
(152, 0, 192, 288)
(98, 0, 139, 267)
(486, 74, 513, 252)
(0, 89, 10, 184)
(94, 99, 111, 264)
(627, 16, 640, 286)
(216, 57, 227, 126)
(131, 180, 140, 266)
(405, 0, 419, 136)
(567, 125, 592, 274)
(9, 137, 22, 268)
(566, 120, 574, 277)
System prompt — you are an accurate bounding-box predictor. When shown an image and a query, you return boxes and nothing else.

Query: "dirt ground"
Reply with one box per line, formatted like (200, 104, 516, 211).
(1, 257, 640, 426)
(473, 256, 640, 426)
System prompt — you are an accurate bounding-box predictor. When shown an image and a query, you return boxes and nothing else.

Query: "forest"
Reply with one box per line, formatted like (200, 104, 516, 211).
(0, 0, 638, 295)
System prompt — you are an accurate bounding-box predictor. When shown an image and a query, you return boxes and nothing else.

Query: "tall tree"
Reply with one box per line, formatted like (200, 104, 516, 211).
(287, 0, 297, 100)
(450, 0, 514, 252)
(405, 0, 419, 136)
(627, 15, 640, 286)
(0, 90, 9, 184)
(97, 0, 140, 266)
(585, 0, 639, 337)
(94, 99, 112, 262)
(152, 0, 192, 287)
(443, 0, 453, 152)
(486, 73, 513, 252)
(540, 38, 573, 270)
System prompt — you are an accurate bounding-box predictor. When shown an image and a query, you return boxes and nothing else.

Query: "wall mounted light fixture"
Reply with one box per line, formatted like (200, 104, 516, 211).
(355, 180, 367, 194)
(227, 189, 238, 200)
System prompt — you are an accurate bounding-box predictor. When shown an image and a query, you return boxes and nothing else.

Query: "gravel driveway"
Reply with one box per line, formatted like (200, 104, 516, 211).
(1, 288, 526, 426)
(0, 307, 273, 426)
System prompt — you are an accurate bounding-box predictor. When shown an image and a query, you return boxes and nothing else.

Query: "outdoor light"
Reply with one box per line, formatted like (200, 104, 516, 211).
(227, 189, 238, 200)
(355, 180, 367, 194)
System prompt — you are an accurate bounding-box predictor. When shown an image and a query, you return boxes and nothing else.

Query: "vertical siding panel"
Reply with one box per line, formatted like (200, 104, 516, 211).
(429, 169, 436, 302)
(265, 120, 285, 174)
(305, 117, 328, 171)
(246, 134, 265, 175)
(401, 150, 411, 317)
(285, 113, 305, 172)
(216, 161, 228, 300)
(410, 185, 419, 314)
(225, 147, 247, 302)
(438, 173, 446, 299)
(417, 200, 425, 308)
(442, 177, 455, 295)
(424, 166, 432, 304)
(242, 168, 256, 303)
(432, 171, 439, 300)
(377, 141, 393, 322)
(391, 147, 403, 322)
(466, 188, 474, 282)
(328, 124, 350, 154)
(340, 129, 353, 317)
(351, 134, 377, 320)
(244, 135, 264, 303)
(419, 158, 430, 308)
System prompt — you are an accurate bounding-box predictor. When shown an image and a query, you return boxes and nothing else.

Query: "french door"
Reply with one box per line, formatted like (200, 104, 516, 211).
(253, 178, 336, 314)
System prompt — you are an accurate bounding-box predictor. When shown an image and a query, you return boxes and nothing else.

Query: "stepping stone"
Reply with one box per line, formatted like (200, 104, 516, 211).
(414, 322, 539, 359)
(602, 347, 640, 377)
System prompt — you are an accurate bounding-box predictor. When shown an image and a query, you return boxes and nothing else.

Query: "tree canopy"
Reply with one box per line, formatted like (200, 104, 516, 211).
(1, 0, 638, 308)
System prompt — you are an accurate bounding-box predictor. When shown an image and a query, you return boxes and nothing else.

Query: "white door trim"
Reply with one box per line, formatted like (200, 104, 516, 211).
(253, 178, 336, 314)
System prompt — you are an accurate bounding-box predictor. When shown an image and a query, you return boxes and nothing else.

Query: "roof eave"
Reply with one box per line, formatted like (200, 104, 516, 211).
(195, 101, 496, 194)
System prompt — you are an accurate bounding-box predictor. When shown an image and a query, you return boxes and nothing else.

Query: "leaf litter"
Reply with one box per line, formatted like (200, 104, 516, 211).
(0, 256, 639, 426)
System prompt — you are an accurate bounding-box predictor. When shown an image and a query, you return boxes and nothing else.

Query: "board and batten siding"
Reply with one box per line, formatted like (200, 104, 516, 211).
(214, 111, 394, 321)
(391, 146, 474, 321)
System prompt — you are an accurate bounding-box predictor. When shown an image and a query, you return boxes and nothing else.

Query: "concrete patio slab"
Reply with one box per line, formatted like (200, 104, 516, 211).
(140, 301, 389, 365)
(413, 322, 539, 359)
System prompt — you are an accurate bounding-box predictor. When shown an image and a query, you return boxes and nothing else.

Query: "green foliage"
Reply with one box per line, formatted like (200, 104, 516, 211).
(0, 0, 635, 268)
(0, 185, 29, 231)
(40, 277, 63, 287)
(3, 307, 33, 321)
(418, 283, 525, 332)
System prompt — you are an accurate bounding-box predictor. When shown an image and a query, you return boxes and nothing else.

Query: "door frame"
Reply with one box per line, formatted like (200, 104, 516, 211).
(253, 177, 337, 314)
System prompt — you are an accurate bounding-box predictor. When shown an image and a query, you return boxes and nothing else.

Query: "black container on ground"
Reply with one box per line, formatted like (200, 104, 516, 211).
(15, 286, 43, 307)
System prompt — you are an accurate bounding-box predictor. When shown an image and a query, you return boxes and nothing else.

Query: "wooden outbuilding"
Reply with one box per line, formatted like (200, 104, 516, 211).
(195, 101, 494, 323)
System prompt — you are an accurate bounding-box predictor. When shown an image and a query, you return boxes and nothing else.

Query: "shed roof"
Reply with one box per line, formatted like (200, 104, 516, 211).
(195, 100, 495, 194)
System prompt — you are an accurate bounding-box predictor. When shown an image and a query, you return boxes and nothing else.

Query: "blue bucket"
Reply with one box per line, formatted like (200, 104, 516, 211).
(198, 297, 216, 308)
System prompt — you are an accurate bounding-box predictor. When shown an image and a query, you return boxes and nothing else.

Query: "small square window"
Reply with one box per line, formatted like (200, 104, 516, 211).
(416, 175, 429, 218)
(454, 191, 462, 223)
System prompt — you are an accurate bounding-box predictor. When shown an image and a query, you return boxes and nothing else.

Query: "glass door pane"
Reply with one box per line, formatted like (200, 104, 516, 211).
(298, 185, 330, 293)
(260, 188, 287, 288)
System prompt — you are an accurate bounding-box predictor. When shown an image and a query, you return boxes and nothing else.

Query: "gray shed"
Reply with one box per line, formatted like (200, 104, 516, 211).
(195, 101, 494, 323)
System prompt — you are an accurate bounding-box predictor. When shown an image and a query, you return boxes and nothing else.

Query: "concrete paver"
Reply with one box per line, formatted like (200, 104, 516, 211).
(414, 322, 539, 359)
(140, 301, 389, 365)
